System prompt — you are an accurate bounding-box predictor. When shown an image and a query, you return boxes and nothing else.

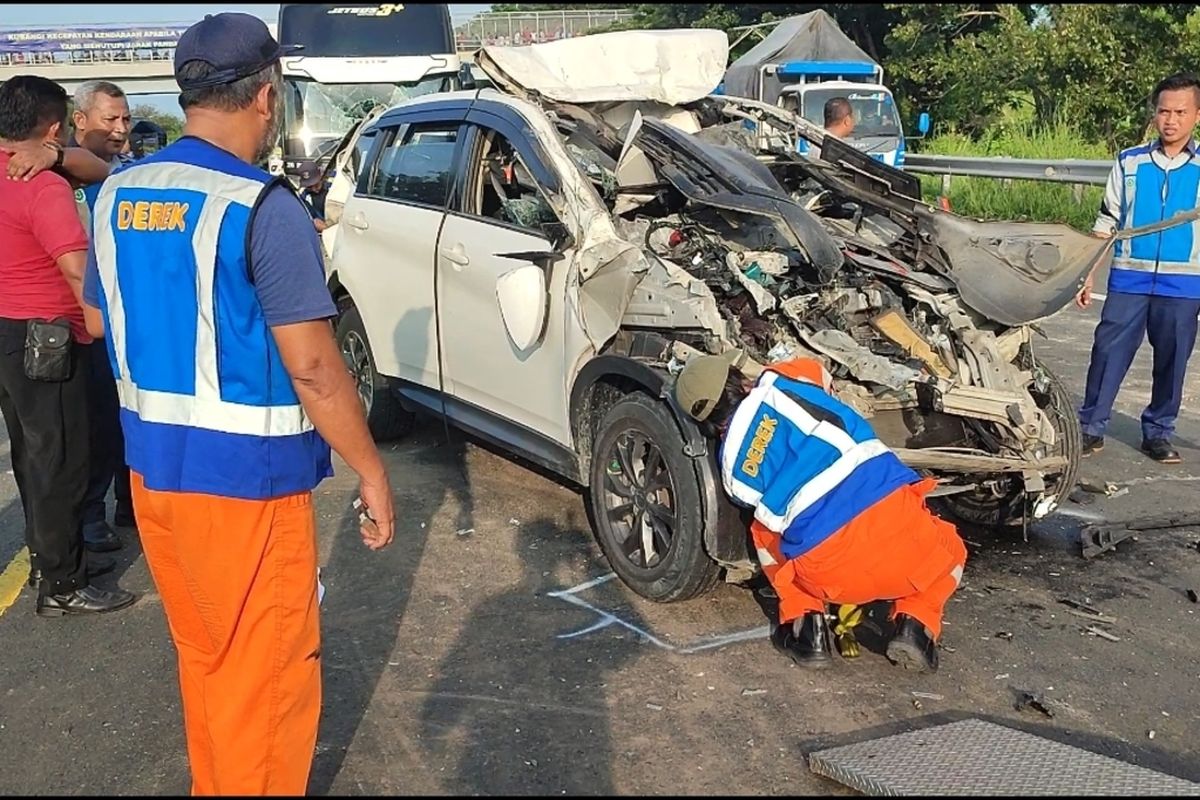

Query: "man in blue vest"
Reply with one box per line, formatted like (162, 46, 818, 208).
(1077, 73, 1200, 464)
(81, 13, 396, 793)
(675, 353, 967, 673)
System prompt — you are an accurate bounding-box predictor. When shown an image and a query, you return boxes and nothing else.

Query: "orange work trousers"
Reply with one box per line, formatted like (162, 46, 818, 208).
(752, 478, 967, 638)
(130, 471, 322, 796)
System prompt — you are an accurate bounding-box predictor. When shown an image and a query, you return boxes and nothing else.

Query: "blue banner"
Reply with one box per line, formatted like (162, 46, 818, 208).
(0, 25, 186, 55)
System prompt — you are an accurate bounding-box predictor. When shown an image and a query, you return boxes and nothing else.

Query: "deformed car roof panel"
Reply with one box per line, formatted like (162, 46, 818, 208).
(475, 28, 730, 106)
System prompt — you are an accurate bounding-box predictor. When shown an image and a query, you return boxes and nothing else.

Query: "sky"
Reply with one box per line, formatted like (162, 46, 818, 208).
(0, 3, 494, 114)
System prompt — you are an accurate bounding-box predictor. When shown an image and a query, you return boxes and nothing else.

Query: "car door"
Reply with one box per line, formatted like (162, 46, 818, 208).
(435, 108, 572, 445)
(333, 111, 467, 391)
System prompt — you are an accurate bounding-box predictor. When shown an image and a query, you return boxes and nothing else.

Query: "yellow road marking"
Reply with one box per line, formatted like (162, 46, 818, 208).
(0, 547, 29, 618)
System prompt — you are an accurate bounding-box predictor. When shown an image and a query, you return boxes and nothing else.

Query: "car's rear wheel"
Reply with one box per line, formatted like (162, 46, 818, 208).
(335, 305, 415, 442)
(587, 394, 721, 603)
(933, 365, 1081, 528)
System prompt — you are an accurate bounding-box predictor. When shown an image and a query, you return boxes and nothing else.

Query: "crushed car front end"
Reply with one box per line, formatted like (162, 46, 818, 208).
(476, 31, 1098, 535)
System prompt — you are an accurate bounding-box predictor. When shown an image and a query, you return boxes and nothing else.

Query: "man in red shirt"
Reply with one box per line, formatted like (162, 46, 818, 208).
(0, 75, 136, 615)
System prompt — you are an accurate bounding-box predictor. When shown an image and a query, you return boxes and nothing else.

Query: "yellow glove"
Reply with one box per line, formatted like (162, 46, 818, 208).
(833, 603, 864, 658)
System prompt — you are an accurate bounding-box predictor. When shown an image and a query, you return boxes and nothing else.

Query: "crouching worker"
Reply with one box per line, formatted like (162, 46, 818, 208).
(674, 352, 967, 673)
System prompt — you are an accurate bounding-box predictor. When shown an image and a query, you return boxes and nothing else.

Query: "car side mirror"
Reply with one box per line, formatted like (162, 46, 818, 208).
(459, 63, 477, 91)
(495, 263, 549, 351)
(917, 112, 931, 137)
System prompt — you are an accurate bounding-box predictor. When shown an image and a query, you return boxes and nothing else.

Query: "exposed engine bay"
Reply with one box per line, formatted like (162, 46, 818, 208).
(520, 90, 1099, 528)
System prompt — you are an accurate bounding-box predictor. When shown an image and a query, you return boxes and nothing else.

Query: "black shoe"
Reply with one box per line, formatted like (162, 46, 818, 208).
(83, 521, 124, 553)
(886, 614, 939, 673)
(35, 584, 137, 617)
(1141, 438, 1181, 464)
(113, 504, 137, 530)
(27, 554, 116, 590)
(1081, 434, 1104, 457)
(772, 610, 833, 669)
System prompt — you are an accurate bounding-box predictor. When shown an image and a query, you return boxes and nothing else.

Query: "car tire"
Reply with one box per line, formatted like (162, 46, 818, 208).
(335, 305, 415, 442)
(587, 393, 721, 603)
(933, 366, 1082, 529)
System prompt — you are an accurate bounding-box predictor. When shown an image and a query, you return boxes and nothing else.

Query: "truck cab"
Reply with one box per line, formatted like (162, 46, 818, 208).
(768, 61, 919, 168)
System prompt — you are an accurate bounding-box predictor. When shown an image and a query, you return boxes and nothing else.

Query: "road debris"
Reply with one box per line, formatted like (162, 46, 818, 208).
(912, 699, 923, 710)
(1186, 589, 1198, 604)
(1148, 730, 1156, 740)
(994, 631, 1014, 641)
(646, 702, 664, 711)
(911, 691, 944, 701)
(455, 528, 474, 537)
(509, 518, 522, 526)
(1085, 626, 1121, 642)
(1082, 512, 1200, 559)
(1059, 598, 1105, 615)
(1068, 487, 1095, 505)
(995, 674, 1010, 680)
(741, 688, 767, 697)
(1014, 691, 1054, 718)
(1066, 609, 1117, 624)
(1078, 478, 1120, 496)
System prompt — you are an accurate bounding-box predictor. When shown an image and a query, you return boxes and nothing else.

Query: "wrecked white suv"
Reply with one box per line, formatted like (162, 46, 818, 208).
(325, 30, 1099, 603)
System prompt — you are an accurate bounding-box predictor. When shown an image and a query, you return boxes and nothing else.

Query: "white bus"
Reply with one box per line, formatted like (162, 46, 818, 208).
(276, 3, 465, 179)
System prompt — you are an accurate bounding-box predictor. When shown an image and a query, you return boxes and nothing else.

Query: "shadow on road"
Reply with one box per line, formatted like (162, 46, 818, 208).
(417, 515, 650, 795)
(308, 427, 467, 795)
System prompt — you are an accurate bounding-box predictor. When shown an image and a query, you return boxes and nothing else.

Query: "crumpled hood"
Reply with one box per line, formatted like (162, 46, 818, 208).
(475, 28, 729, 106)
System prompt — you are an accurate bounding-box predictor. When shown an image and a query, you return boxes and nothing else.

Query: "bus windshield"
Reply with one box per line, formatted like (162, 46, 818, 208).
(282, 74, 454, 159)
(277, 3, 454, 57)
(798, 87, 902, 138)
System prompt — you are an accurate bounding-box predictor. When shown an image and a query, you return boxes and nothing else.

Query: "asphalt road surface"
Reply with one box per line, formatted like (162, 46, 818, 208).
(1, 287, 1198, 795)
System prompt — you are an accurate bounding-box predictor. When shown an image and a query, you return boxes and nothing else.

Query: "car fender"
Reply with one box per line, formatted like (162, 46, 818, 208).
(570, 354, 752, 570)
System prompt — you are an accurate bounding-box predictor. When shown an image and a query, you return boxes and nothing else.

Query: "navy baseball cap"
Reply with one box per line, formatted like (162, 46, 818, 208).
(174, 12, 302, 91)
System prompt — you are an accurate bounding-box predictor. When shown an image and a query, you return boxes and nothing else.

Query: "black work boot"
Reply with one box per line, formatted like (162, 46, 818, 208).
(1081, 434, 1104, 457)
(773, 611, 833, 669)
(36, 585, 137, 617)
(886, 614, 939, 673)
(1142, 438, 1181, 464)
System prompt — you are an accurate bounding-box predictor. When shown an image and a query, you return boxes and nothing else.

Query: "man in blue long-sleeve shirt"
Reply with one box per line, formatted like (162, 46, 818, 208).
(1077, 73, 1200, 464)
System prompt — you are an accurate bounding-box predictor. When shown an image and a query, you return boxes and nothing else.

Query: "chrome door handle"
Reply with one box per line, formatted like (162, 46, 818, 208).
(441, 243, 470, 268)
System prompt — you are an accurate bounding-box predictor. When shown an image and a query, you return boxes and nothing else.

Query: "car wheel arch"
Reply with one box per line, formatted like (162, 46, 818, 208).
(568, 353, 753, 574)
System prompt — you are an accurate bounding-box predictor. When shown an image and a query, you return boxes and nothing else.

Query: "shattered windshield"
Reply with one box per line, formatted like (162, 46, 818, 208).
(797, 87, 901, 138)
(282, 76, 453, 159)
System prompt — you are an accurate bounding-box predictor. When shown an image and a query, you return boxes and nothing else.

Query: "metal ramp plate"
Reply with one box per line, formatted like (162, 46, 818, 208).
(808, 719, 1200, 796)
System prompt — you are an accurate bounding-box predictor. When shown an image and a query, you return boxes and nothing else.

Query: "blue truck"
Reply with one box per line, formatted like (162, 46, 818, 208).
(721, 10, 929, 168)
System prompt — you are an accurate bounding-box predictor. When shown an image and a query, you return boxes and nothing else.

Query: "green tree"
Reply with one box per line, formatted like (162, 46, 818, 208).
(130, 104, 183, 144)
(1023, 4, 1200, 148)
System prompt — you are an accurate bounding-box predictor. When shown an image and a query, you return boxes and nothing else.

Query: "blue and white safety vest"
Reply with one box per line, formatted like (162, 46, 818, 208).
(91, 137, 333, 500)
(1110, 142, 1200, 298)
(719, 369, 918, 559)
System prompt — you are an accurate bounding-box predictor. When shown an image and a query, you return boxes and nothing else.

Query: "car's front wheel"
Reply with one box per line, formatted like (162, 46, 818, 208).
(587, 394, 721, 603)
(933, 365, 1081, 528)
(335, 305, 415, 442)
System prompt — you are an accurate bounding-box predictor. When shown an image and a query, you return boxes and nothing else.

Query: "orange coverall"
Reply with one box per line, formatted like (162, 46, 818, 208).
(748, 358, 968, 638)
(131, 471, 322, 796)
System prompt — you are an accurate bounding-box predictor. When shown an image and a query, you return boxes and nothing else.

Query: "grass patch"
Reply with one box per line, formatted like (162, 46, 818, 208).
(914, 117, 1111, 230)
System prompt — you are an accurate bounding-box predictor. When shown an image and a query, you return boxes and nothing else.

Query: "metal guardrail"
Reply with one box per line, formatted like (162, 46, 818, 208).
(904, 153, 1112, 186)
(455, 9, 635, 50)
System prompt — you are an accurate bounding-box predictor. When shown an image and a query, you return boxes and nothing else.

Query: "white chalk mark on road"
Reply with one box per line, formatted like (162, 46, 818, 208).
(547, 572, 769, 654)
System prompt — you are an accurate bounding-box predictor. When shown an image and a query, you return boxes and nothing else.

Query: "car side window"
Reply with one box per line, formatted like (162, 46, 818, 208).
(469, 127, 559, 233)
(351, 129, 377, 179)
(368, 122, 459, 208)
